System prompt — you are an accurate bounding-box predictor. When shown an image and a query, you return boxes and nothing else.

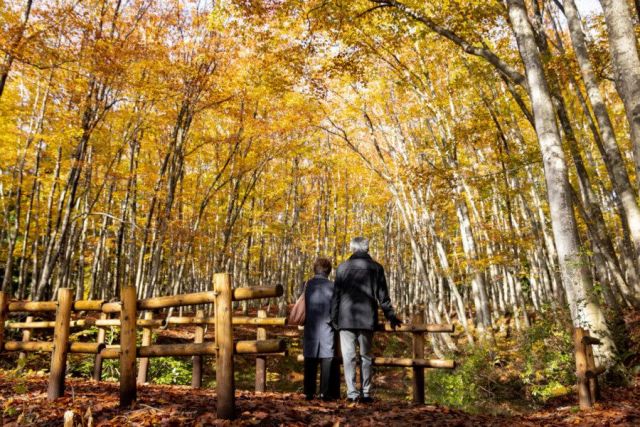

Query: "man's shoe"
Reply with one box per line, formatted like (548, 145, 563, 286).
(346, 397, 359, 404)
(305, 395, 314, 401)
(361, 396, 374, 404)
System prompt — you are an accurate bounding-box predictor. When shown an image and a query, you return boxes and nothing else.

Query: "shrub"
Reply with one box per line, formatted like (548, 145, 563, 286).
(148, 357, 192, 385)
(424, 345, 495, 411)
(517, 311, 574, 403)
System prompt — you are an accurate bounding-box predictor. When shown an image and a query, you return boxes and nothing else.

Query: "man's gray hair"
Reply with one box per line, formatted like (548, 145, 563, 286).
(350, 237, 369, 253)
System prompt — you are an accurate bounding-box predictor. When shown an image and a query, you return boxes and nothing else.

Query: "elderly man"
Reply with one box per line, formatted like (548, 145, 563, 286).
(330, 237, 402, 403)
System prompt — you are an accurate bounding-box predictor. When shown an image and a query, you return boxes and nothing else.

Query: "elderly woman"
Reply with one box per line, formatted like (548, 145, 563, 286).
(303, 257, 340, 401)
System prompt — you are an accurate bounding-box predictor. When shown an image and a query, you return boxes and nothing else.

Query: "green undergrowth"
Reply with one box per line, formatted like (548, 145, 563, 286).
(423, 309, 577, 414)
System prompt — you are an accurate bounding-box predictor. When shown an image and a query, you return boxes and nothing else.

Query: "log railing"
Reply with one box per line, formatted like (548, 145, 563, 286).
(0, 273, 285, 420)
(574, 327, 604, 409)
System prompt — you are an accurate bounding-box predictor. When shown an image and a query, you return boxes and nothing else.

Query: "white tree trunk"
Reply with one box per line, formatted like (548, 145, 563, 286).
(507, 0, 616, 365)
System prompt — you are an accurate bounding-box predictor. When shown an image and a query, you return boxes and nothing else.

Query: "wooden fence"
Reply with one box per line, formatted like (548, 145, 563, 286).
(0, 284, 461, 413)
(574, 327, 604, 410)
(0, 273, 284, 420)
(296, 312, 456, 404)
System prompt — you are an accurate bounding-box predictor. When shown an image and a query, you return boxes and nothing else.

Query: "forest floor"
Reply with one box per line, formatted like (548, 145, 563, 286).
(1, 310, 640, 426)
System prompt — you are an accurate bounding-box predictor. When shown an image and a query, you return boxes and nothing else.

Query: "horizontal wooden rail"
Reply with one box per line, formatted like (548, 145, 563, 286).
(164, 316, 286, 326)
(140, 343, 217, 358)
(584, 366, 606, 379)
(8, 318, 167, 329)
(233, 316, 286, 326)
(9, 315, 285, 330)
(232, 285, 284, 301)
(7, 300, 106, 313)
(99, 339, 286, 359)
(101, 286, 284, 313)
(3, 341, 105, 354)
(235, 339, 286, 354)
(375, 323, 455, 333)
(373, 357, 456, 368)
(581, 336, 602, 346)
(74, 300, 106, 311)
(8, 301, 57, 312)
(296, 354, 455, 369)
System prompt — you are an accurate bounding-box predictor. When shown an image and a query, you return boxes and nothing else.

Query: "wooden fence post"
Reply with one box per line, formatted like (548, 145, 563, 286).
(18, 315, 34, 365)
(215, 273, 235, 419)
(412, 311, 425, 404)
(137, 311, 154, 384)
(48, 288, 73, 400)
(574, 327, 592, 409)
(192, 308, 205, 388)
(0, 291, 7, 353)
(93, 312, 108, 381)
(120, 286, 137, 407)
(255, 309, 267, 392)
(584, 330, 601, 403)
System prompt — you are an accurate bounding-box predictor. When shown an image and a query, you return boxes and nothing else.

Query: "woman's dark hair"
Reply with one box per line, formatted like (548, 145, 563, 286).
(313, 257, 332, 276)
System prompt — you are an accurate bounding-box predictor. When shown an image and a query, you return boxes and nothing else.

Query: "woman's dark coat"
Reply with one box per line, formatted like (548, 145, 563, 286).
(303, 274, 335, 358)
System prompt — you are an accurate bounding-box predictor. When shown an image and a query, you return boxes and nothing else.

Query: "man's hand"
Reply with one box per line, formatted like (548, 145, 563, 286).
(389, 316, 402, 330)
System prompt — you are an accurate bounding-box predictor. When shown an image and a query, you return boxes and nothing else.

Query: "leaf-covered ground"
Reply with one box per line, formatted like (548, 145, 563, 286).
(0, 372, 639, 426)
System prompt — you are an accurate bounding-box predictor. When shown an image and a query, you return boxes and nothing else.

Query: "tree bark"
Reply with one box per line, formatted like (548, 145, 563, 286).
(506, 0, 615, 365)
(599, 0, 640, 187)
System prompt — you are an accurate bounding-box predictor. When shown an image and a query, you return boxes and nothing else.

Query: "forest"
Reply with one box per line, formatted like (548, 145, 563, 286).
(1, 0, 640, 425)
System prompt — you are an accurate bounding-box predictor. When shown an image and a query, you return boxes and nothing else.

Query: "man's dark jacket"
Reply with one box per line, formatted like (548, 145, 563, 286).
(330, 251, 396, 330)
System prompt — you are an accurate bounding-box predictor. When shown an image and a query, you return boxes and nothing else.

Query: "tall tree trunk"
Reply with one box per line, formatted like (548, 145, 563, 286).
(564, 0, 640, 286)
(599, 0, 640, 187)
(507, 0, 616, 365)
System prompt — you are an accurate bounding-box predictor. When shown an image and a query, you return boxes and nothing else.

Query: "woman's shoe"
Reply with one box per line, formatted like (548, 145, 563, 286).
(361, 396, 374, 404)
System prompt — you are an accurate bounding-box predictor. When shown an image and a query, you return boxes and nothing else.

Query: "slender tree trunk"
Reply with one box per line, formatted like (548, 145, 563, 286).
(507, 0, 616, 365)
(599, 0, 640, 187)
(564, 0, 640, 284)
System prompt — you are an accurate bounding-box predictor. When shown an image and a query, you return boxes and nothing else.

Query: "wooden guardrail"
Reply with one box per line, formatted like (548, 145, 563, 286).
(574, 327, 604, 409)
(0, 273, 285, 420)
(296, 312, 456, 404)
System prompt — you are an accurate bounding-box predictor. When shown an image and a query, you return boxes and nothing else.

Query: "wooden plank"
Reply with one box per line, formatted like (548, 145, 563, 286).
(215, 273, 235, 419)
(101, 302, 121, 313)
(164, 315, 286, 326)
(233, 316, 286, 326)
(138, 292, 216, 310)
(376, 323, 455, 333)
(0, 292, 8, 354)
(8, 300, 57, 312)
(412, 312, 425, 404)
(93, 313, 108, 381)
(119, 286, 137, 407)
(192, 309, 205, 388)
(232, 285, 283, 301)
(18, 316, 34, 364)
(73, 300, 105, 311)
(295, 354, 455, 368)
(136, 311, 154, 385)
(48, 289, 73, 400)
(574, 327, 592, 409)
(581, 336, 602, 346)
(255, 310, 267, 392)
(3, 340, 104, 354)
